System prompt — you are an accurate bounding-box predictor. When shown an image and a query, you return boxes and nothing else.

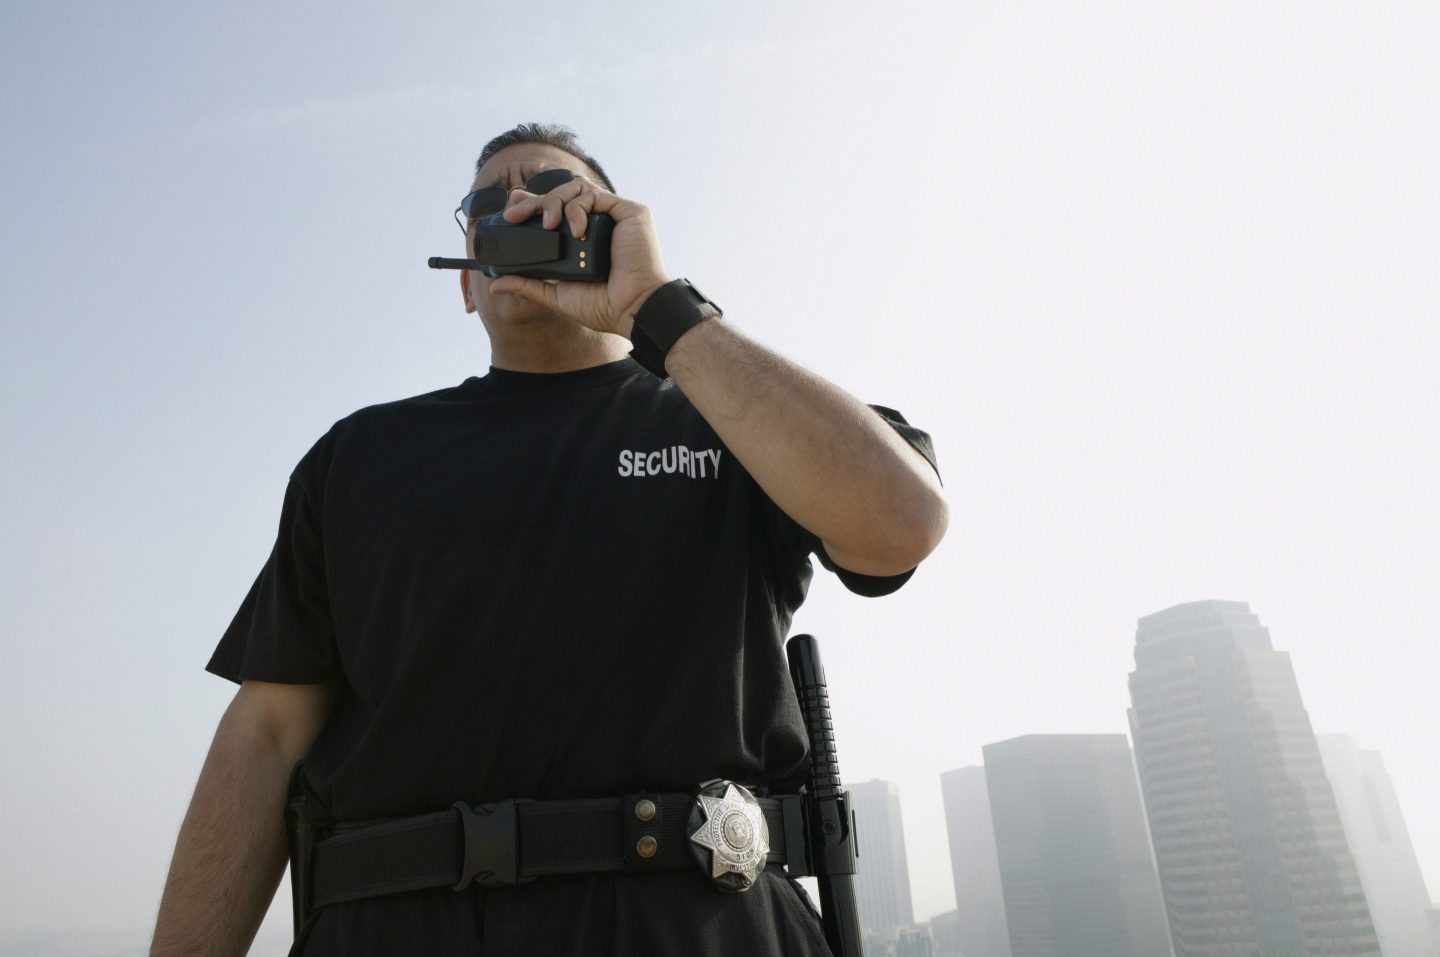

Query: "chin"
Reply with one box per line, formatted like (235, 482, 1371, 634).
(484, 295, 563, 328)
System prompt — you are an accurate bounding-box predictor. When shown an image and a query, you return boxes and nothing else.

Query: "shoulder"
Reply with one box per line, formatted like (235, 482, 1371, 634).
(290, 383, 469, 491)
(322, 382, 476, 442)
(338, 382, 469, 428)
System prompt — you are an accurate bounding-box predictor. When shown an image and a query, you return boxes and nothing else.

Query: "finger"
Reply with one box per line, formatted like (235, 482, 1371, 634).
(507, 181, 578, 227)
(574, 188, 645, 227)
(502, 191, 539, 222)
(565, 190, 599, 238)
(539, 187, 573, 230)
(542, 180, 593, 230)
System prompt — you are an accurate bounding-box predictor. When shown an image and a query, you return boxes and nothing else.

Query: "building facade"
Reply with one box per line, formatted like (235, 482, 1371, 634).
(1318, 734, 1438, 957)
(849, 778, 916, 936)
(939, 765, 1012, 957)
(1128, 599, 1379, 956)
(982, 734, 1172, 957)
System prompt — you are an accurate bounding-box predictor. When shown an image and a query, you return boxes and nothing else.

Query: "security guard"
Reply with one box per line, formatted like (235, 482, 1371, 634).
(150, 123, 946, 956)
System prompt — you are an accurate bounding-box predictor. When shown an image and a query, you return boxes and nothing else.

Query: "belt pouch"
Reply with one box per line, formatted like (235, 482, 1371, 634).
(284, 761, 320, 936)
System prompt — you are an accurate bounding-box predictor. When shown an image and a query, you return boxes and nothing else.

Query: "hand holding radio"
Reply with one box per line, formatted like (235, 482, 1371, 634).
(430, 175, 670, 339)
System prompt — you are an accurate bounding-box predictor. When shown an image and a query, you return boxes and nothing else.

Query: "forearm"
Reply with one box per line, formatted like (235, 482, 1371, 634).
(665, 318, 947, 575)
(150, 709, 295, 957)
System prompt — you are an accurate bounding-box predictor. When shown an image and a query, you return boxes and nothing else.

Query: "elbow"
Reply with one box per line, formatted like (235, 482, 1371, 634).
(828, 489, 949, 578)
(887, 488, 949, 572)
(879, 446, 949, 573)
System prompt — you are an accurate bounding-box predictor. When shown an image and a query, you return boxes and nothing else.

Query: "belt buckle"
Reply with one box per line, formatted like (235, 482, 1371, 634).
(451, 799, 535, 890)
(687, 779, 770, 893)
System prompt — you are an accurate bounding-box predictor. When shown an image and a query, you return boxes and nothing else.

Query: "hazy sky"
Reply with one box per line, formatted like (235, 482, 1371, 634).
(2, 0, 1436, 942)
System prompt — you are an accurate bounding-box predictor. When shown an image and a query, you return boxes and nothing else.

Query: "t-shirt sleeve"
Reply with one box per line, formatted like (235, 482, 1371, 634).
(761, 404, 941, 598)
(205, 459, 342, 686)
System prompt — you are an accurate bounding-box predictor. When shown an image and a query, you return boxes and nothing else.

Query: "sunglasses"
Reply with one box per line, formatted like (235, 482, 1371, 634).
(453, 168, 577, 234)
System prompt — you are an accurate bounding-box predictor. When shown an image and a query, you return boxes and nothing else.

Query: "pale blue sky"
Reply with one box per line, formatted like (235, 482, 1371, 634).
(3, 0, 1437, 945)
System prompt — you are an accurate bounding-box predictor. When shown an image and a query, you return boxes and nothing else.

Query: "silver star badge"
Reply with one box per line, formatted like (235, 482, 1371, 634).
(688, 782, 770, 891)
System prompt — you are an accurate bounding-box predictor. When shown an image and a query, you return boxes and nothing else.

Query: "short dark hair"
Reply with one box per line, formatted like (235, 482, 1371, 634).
(474, 123, 615, 191)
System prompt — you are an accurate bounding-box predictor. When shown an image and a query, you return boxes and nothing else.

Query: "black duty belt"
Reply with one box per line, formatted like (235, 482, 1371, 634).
(311, 784, 809, 909)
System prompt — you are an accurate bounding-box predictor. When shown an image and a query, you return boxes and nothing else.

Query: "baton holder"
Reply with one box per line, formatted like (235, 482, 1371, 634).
(284, 761, 321, 936)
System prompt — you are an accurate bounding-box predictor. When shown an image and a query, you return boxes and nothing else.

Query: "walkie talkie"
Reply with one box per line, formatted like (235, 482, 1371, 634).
(429, 211, 613, 281)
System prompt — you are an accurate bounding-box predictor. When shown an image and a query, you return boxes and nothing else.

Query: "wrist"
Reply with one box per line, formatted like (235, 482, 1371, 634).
(627, 278, 723, 378)
(618, 279, 670, 339)
(659, 310, 724, 378)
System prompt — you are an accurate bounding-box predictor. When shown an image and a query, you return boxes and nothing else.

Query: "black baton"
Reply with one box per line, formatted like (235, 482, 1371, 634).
(787, 634, 864, 957)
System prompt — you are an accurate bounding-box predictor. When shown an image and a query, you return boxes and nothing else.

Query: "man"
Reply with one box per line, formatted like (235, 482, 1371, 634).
(150, 123, 946, 956)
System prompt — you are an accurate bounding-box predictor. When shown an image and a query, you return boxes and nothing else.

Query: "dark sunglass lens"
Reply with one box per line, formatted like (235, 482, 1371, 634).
(461, 186, 506, 219)
(527, 168, 575, 195)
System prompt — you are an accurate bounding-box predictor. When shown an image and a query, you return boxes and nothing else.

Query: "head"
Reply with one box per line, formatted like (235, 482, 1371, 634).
(459, 123, 614, 328)
(474, 123, 614, 194)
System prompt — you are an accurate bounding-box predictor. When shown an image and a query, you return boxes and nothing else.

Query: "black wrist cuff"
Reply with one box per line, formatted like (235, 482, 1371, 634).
(628, 278, 722, 378)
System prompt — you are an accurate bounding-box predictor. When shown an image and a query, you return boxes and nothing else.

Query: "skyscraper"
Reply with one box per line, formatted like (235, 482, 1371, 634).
(982, 734, 1172, 957)
(849, 778, 915, 935)
(1318, 734, 1437, 957)
(1128, 599, 1380, 956)
(939, 765, 1012, 957)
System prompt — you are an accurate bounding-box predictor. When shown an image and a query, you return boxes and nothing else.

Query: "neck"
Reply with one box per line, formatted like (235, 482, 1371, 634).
(484, 319, 631, 374)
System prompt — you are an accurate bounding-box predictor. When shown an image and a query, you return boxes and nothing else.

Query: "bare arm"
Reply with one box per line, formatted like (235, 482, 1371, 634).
(665, 318, 948, 577)
(150, 678, 340, 957)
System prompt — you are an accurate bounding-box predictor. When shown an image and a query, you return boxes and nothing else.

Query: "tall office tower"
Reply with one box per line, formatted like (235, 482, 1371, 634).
(1128, 599, 1380, 956)
(939, 766, 1012, 957)
(1318, 734, 1438, 957)
(849, 779, 915, 935)
(982, 734, 1172, 957)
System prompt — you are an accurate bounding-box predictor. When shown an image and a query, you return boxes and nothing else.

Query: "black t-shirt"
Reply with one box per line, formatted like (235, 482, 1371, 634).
(206, 357, 938, 956)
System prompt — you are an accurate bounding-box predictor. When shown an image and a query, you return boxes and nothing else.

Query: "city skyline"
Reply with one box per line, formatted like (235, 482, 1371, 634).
(862, 600, 1435, 957)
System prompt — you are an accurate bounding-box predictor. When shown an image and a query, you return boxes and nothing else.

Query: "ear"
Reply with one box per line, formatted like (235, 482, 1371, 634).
(460, 269, 476, 313)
